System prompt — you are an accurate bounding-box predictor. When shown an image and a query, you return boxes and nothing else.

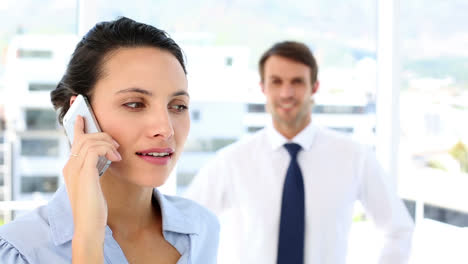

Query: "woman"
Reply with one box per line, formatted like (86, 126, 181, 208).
(0, 17, 219, 263)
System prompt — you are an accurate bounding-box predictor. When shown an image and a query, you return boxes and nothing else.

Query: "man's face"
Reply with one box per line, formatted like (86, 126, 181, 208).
(261, 55, 318, 136)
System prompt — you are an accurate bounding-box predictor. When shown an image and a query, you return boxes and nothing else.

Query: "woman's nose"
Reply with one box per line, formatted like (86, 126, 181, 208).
(147, 108, 174, 139)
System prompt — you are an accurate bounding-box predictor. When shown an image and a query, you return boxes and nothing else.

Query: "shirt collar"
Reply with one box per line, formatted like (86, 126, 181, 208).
(152, 188, 199, 235)
(266, 120, 317, 151)
(47, 185, 199, 246)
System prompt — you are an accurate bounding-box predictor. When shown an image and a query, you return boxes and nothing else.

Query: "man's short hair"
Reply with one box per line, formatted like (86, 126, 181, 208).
(259, 41, 318, 85)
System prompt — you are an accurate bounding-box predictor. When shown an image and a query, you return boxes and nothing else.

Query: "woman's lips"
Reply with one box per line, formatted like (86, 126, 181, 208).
(137, 154, 172, 165)
(135, 148, 174, 165)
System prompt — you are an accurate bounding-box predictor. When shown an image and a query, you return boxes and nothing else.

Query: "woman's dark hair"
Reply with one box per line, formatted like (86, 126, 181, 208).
(258, 41, 318, 85)
(51, 17, 186, 124)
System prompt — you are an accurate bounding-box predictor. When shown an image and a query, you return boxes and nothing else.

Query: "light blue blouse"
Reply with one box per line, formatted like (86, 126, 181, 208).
(0, 186, 219, 264)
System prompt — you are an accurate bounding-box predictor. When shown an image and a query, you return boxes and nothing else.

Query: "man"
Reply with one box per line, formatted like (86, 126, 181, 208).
(185, 41, 414, 263)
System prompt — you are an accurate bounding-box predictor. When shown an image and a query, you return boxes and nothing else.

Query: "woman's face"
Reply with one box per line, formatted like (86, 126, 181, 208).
(90, 47, 189, 187)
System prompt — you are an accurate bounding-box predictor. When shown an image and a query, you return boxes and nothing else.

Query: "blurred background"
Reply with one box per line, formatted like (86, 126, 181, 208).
(0, 0, 467, 263)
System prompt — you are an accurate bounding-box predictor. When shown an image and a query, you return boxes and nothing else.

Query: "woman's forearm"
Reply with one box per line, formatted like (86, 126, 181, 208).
(72, 234, 105, 264)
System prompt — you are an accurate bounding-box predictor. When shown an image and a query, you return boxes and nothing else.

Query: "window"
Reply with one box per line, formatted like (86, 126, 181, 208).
(424, 203, 468, 227)
(329, 127, 354, 134)
(184, 138, 237, 152)
(211, 138, 236, 151)
(16, 49, 52, 59)
(177, 172, 196, 188)
(225, 56, 233, 66)
(21, 138, 59, 157)
(313, 105, 366, 114)
(191, 109, 201, 121)
(20, 176, 58, 193)
(399, 0, 468, 226)
(28, 83, 56, 92)
(247, 104, 265, 113)
(247, 126, 263, 133)
(25, 109, 57, 130)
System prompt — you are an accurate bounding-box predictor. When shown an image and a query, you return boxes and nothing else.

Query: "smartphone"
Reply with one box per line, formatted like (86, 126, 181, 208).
(62, 94, 111, 176)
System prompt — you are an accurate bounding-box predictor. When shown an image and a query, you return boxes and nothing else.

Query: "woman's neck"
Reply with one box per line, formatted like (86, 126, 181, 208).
(99, 172, 161, 238)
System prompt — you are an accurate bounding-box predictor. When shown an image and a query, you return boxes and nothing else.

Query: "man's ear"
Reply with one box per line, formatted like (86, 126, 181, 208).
(69, 95, 77, 106)
(260, 81, 265, 94)
(312, 80, 320, 95)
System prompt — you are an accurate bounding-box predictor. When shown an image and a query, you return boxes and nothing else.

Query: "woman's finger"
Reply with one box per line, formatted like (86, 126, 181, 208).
(71, 132, 119, 158)
(72, 115, 85, 143)
(64, 140, 120, 182)
(80, 142, 122, 164)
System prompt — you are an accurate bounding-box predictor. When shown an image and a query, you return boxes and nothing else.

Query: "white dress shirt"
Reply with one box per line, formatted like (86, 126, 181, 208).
(186, 121, 414, 264)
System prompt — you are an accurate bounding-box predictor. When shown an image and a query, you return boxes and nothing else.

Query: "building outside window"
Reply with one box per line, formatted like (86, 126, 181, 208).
(20, 138, 59, 157)
(25, 109, 58, 131)
(20, 176, 58, 194)
(0, 0, 466, 261)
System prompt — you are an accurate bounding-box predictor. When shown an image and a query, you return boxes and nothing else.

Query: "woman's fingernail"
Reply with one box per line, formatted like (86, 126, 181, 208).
(114, 150, 122, 160)
(112, 140, 120, 147)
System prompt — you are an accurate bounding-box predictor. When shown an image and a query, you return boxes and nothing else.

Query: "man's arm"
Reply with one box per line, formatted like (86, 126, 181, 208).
(358, 147, 414, 264)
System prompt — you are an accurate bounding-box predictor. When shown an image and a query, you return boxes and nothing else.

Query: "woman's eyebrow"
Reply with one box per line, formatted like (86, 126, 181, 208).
(115, 88, 189, 98)
(172, 90, 190, 97)
(116, 87, 153, 96)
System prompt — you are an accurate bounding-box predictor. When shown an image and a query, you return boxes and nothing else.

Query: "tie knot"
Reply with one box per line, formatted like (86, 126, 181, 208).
(284, 143, 302, 158)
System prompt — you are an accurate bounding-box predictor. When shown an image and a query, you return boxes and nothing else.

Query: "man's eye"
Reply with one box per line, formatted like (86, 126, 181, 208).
(124, 102, 145, 109)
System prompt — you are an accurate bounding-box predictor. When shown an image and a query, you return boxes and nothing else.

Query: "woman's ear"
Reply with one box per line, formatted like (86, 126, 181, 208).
(69, 95, 77, 106)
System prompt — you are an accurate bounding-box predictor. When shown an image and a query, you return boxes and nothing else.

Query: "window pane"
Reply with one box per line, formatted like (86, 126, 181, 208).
(329, 127, 354, 134)
(28, 83, 56, 91)
(21, 176, 58, 193)
(191, 109, 201, 121)
(176, 172, 195, 188)
(17, 49, 52, 59)
(184, 138, 237, 152)
(313, 104, 368, 114)
(400, 0, 468, 225)
(247, 104, 265, 113)
(247, 126, 263, 133)
(21, 138, 59, 157)
(25, 109, 57, 130)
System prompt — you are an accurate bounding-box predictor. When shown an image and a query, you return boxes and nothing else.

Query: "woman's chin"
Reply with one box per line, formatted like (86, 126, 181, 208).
(102, 166, 171, 188)
(127, 173, 170, 188)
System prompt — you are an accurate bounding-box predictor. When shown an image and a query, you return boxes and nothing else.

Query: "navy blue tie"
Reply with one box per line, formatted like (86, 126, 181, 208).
(277, 143, 305, 264)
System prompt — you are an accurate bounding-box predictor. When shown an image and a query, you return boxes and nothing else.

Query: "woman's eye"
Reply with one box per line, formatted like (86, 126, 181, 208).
(124, 102, 145, 109)
(169, 104, 188, 112)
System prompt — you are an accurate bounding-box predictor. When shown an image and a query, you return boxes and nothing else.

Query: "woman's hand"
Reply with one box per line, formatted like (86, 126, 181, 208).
(62, 115, 121, 263)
